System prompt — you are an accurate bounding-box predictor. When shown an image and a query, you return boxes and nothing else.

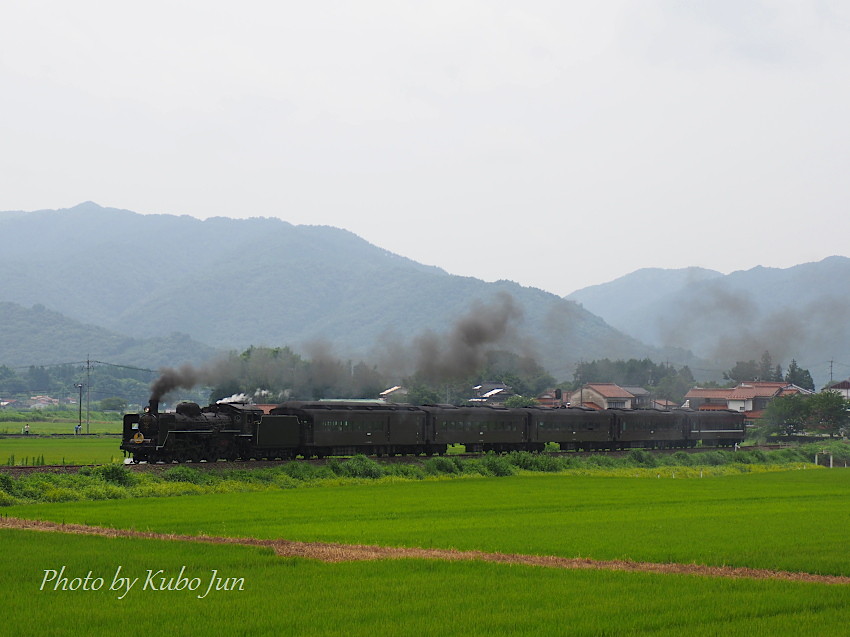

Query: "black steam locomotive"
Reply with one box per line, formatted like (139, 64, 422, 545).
(121, 399, 746, 463)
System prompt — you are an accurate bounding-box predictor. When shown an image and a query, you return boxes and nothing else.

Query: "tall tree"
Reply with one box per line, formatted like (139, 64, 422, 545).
(724, 359, 759, 383)
(758, 351, 775, 381)
(785, 359, 815, 391)
(761, 394, 809, 435)
(806, 391, 850, 437)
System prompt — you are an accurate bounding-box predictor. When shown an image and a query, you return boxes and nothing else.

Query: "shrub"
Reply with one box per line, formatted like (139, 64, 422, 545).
(424, 456, 460, 475)
(506, 451, 537, 470)
(767, 448, 807, 463)
(0, 472, 18, 496)
(81, 483, 128, 500)
(130, 481, 206, 497)
(211, 479, 262, 494)
(626, 449, 658, 468)
(697, 451, 731, 466)
(585, 454, 617, 468)
(479, 453, 515, 477)
(280, 461, 326, 481)
(666, 451, 693, 467)
(384, 463, 425, 480)
(272, 473, 299, 489)
(507, 452, 564, 472)
(337, 455, 384, 479)
(42, 487, 82, 502)
(92, 464, 138, 487)
(162, 466, 206, 484)
(0, 490, 21, 506)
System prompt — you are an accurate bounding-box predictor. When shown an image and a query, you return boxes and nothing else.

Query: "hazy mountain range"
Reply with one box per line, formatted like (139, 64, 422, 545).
(567, 257, 850, 387)
(0, 202, 678, 381)
(1, 202, 845, 387)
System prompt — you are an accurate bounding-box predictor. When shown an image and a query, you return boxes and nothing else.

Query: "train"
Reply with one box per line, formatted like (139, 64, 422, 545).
(120, 399, 746, 463)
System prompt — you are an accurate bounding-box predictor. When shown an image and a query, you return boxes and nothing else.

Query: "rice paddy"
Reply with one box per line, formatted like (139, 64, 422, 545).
(2, 455, 849, 635)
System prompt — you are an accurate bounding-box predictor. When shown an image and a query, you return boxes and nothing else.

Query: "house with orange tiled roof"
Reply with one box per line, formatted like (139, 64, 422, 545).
(568, 383, 636, 410)
(685, 382, 812, 421)
(536, 389, 567, 407)
(683, 387, 735, 411)
(652, 398, 677, 410)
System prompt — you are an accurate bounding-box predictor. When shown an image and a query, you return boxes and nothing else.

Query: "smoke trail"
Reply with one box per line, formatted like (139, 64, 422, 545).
(148, 292, 528, 401)
(149, 363, 207, 402)
(414, 291, 524, 381)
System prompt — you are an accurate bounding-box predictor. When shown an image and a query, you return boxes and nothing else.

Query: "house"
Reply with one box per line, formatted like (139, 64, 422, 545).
(28, 395, 59, 409)
(622, 386, 652, 409)
(825, 379, 850, 399)
(682, 388, 735, 411)
(652, 398, 677, 410)
(684, 382, 812, 422)
(568, 383, 636, 410)
(469, 382, 514, 404)
(536, 389, 567, 408)
(379, 386, 408, 402)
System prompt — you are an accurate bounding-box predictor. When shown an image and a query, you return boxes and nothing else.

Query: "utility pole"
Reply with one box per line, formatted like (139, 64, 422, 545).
(86, 357, 91, 434)
(74, 383, 84, 433)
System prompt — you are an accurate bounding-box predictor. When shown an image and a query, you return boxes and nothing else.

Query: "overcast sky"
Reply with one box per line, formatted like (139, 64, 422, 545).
(2, 1, 849, 296)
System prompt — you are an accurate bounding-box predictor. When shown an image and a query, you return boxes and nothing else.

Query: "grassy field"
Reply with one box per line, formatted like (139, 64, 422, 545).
(0, 419, 122, 435)
(0, 435, 124, 465)
(4, 464, 850, 635)
(5, 469, 850, 576)
(3, 528, 850, 636)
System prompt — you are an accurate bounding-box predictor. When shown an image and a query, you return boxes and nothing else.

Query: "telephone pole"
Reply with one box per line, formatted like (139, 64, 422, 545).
(85, 357, 91, 434)
(74, 383, 84, 433)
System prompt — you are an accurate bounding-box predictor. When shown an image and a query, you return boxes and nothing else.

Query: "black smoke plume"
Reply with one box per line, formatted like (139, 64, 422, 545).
(148, 292, 528, 402)
(413, 291, 524, 382)
(149, 363, 209, 402)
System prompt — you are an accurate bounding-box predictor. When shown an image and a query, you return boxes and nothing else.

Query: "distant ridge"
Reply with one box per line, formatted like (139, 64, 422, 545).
(0, 202, 676, 379)
(0, 301, 217, 368)
(567, 257, 850, 387)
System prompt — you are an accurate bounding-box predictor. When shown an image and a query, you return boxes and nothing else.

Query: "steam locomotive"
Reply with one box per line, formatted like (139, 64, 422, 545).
(121, 399, 746, 463)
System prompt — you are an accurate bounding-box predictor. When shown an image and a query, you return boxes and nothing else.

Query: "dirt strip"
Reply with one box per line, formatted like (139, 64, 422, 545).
(2, 516, 848, 585)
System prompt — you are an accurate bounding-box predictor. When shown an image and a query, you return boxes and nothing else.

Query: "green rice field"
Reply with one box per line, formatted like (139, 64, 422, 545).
(6, 470, 850, 575)
(0, 419, 122, 435)
(3, 465, 850, 634)
(4, 528, 849, 637)
(0, 435, 124, 465)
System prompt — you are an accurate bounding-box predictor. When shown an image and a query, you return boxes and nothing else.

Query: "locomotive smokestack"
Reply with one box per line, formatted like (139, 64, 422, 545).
(148, 399, 159, 416)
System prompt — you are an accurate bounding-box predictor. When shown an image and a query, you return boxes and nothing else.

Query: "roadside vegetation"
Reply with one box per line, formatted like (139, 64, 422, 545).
(2, 442, 847, 506)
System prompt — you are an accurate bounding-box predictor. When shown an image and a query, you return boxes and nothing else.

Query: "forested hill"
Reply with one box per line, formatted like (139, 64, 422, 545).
(0, 202, 683, 379)
(567, 257, 850, 387)
(0, 301, 217, 369)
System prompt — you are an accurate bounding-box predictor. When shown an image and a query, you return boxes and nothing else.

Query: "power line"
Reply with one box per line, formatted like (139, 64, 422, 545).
(9, 359, 157, 374)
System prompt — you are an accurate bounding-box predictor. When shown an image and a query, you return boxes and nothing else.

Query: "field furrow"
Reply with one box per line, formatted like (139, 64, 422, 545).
(3, 516, 848, 586)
